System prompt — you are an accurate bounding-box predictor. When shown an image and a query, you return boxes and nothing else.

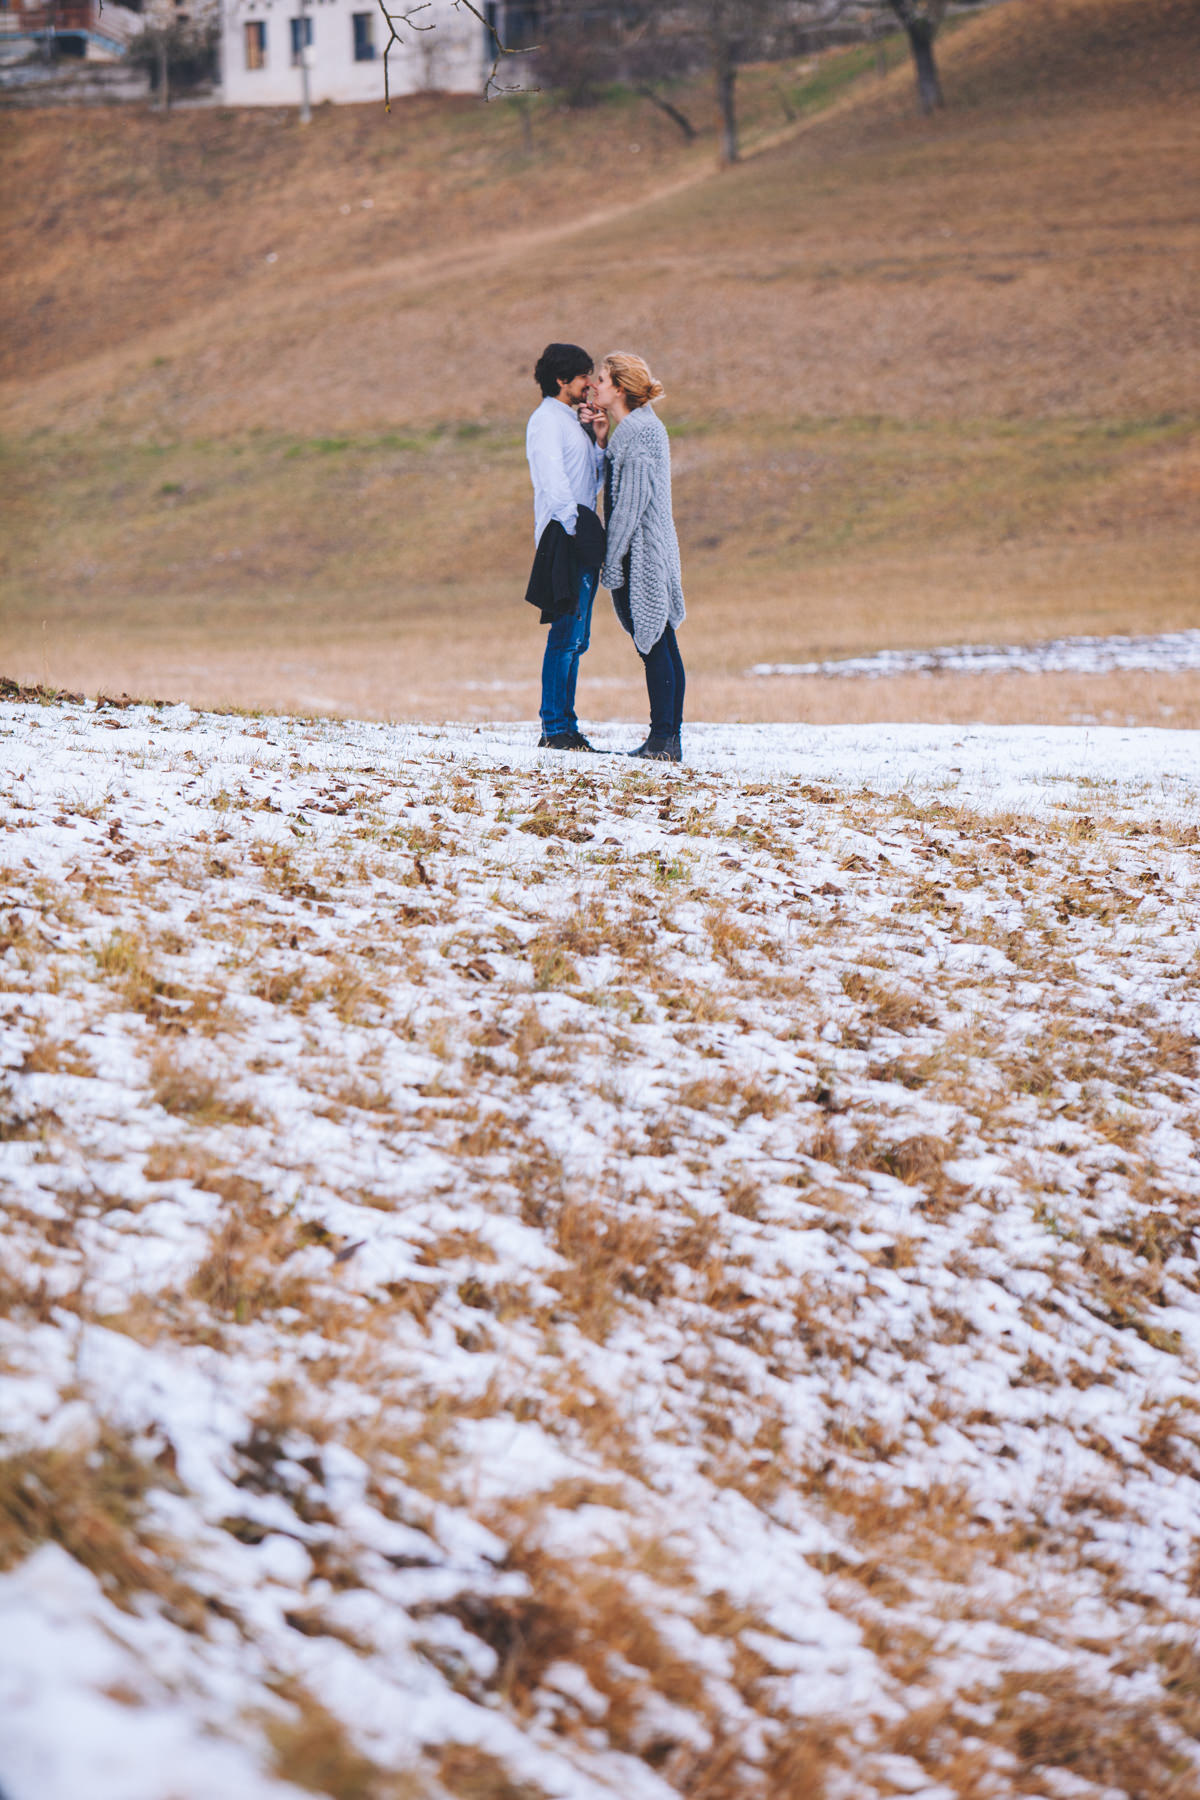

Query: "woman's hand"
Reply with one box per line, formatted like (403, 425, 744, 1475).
(580, 403, 609, 448)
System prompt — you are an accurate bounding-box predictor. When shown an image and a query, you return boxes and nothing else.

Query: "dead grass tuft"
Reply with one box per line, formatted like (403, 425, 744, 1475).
(94, 929, 182, 1020)
(703, 907, 751, 972)
(265, 1691, 425, 1800)
(527, 937, 579, 992)
(1140, 1401, 1200, 1478)
(549, 1198, 676, 1338)
(187, 1176, 312, 1324)
(518, 800, 593, 845)
(678, 1073, 788, 1124)
(142, 1141, 221, 1184)
(443, 1541, 709, 1758)
(854, 1127, 959, 1195)
(841, 970, 937, 1033)
(20, 1024, 94, 1077)
(307, 955, 385, 1025)
(0, 1426, 189, 1613)
(149, 1044, 261, 1126)
(760, 1727, 839, 1800)
(992, 1668, 1200, 1799)
(436, 1745, 550, 1800)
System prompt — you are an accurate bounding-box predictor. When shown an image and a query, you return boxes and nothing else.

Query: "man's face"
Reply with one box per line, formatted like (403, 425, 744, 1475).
(558, 371, 592, 407)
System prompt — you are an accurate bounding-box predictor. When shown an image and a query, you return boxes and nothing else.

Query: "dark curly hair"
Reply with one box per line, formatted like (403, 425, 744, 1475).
(533, 342, 593, 398)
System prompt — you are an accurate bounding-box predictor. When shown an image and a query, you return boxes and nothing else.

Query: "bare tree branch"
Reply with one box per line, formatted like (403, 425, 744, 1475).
(375, 0, 433, 112)
(452, 0, 541, 100)
(633, 82, 697, 140)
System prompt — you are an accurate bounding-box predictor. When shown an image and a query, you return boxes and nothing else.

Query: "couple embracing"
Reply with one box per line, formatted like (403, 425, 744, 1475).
(524, 341, 686, 764)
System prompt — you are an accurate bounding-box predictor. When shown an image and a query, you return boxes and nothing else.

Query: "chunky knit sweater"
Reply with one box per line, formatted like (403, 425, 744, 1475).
(601, 403, 685, 655)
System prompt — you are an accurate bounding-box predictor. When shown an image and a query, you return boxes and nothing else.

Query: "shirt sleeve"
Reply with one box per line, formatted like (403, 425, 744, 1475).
(527, 410, 578, 537)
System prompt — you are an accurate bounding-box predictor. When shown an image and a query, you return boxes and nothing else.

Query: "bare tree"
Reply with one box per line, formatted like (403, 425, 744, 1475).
(682, 0, 853, 165)
(369, 0, 957, 147)
(128, 5, 219, 109)
(533, 0, 851, 166)
(691, 0, 776, 165)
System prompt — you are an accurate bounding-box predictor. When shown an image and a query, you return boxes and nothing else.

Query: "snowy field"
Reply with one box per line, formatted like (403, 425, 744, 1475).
(2, 696, 1200, 1800)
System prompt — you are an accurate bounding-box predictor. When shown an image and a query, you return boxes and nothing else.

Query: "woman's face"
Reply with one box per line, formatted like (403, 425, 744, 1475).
(592, 366, 622, 410)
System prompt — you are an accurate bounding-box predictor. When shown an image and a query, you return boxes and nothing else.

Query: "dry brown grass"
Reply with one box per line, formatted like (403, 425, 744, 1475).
(4, 0, 1196, 432)
(548, 1197, 676, 1339)
(841, 970, 936, 1035)
(187, 1203, 312, 1324)
(148, 1043, 261, 1126)
(440, 1540, 709, 1748)
(5, 708, 1200, 1794)
(435, 1747, 550, 1800)
(19, 1023, 94, 1077)
(265, 1691, 428, 1800)
(0, 1427, 190, 1614)
(991, 1668, 1200, 1800)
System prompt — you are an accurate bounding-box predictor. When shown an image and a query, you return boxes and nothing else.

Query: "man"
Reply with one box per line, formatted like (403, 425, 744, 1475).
(526, 342, 608, 752)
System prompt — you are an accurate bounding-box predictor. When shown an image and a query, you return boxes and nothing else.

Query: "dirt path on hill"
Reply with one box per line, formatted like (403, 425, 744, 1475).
(0, 72, 901, 436)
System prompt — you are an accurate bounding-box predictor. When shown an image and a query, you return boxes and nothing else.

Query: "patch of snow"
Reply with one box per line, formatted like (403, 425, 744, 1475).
(749, 627, 1200, 680)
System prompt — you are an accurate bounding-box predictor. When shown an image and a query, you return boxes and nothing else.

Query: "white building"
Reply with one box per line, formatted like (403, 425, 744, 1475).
(0, 0, 144, 64)
(219, 0, 529, 107)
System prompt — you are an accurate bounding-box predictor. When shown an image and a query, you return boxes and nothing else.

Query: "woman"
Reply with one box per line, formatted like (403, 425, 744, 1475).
(593, 352, 686, 763)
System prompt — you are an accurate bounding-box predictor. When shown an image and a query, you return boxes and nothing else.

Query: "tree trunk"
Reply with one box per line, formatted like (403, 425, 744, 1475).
(634, 84, 697, 141)
(715, 50, 737, 166)
(158, 36, 170, 111)
(906, 18, 943, 112)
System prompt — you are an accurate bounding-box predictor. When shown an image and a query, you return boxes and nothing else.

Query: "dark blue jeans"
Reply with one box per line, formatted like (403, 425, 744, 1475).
(641, 624, 685, 739)
(540, 567, 597, 738)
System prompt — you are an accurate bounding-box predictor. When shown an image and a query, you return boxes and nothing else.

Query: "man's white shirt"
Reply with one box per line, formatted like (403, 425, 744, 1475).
(526, 396, 606, 545)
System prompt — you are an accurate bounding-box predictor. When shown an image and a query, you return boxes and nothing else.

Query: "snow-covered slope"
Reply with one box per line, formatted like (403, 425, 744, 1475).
(2, 700, 1199, 1800)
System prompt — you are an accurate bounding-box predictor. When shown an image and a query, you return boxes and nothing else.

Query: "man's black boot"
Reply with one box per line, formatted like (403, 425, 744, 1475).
(542, 731, 593, 751)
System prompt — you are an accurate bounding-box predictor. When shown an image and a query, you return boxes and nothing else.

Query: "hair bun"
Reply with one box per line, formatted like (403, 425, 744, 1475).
(602, 351, 665, 410)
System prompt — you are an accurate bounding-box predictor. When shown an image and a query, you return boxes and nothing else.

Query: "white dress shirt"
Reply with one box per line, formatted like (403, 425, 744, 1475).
(526, 395, 606, 545)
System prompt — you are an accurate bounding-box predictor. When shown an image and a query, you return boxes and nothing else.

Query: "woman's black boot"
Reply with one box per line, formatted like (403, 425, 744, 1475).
(629, 735, 682, 764)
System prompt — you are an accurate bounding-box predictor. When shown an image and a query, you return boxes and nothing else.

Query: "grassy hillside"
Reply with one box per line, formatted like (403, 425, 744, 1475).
(1, 0, 1198, 724)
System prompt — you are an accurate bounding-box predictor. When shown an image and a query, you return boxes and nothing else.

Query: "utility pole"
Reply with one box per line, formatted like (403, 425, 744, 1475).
(298, 0, 312, 122)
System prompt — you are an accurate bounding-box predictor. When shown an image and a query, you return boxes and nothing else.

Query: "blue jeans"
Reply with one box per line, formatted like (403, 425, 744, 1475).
(540, 567, 596, 738)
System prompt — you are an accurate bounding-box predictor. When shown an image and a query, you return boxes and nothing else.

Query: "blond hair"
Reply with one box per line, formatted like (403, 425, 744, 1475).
(602, 351, 665, 409)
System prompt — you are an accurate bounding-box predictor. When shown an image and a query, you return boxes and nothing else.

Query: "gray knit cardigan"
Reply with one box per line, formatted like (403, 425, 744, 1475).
(601, 403, 686, 655)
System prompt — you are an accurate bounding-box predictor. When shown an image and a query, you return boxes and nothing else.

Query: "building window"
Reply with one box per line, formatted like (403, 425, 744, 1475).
(352, 11, 374, 60)
(244, 19, 266, 68)
(290, 14, 313, 64)
(490, 3, 538, 51)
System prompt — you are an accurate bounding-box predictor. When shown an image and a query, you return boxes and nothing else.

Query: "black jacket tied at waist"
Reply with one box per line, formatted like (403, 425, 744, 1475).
(524, 506, 606, 625)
